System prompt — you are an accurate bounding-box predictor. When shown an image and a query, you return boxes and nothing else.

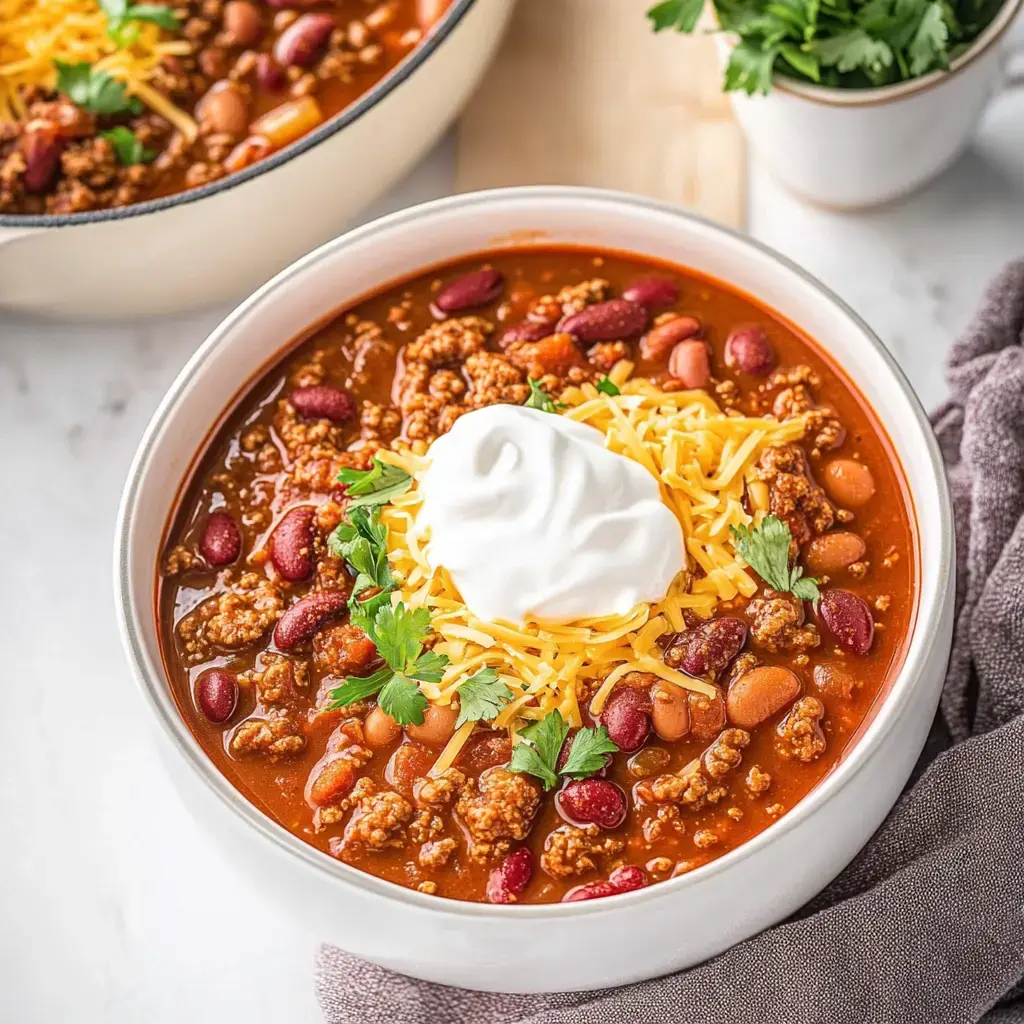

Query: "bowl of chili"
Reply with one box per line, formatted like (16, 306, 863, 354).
(0, 0, 515, 318)
(115, 185, 955, 991)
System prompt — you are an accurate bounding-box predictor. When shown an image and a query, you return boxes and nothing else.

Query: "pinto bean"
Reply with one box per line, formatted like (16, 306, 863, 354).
(364, 706, 401, 748)
(599, 688, 651, 753)
(640, 315, 701, 361)
(406, 704, 458, 748)
(805, 531, 867, 575)
(558, 299, 648, 344)
(668, 340, 711, 388)
(197, 81, 249, 136)
(224, 135, 272, 173)
(622, 276, 679, 308)
(196, 670, 239, 723)
(270, 506, 316, 582)
(487, 847, 533, 904)
(434, 269, 504, 314)
(557, 778, 628, 829)
(289, 384, 356, 423)
(818, 589, 875, 655)
(273, 589, 347, 650)
(274, 12, 334, 67)
(650, 684, 690, 741)
(688, 686, 726, 742)
(724, 325, 776, 376)
(822, 459, 876, 508)
(200, 511, 242, 566)
(222, 0, 263, 45)
(813, 662, 858, 700)
(726, 665, 801, 729)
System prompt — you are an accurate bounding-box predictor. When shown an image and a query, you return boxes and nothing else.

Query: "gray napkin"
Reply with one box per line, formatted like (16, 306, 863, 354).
(317, 262, 1024, 1024)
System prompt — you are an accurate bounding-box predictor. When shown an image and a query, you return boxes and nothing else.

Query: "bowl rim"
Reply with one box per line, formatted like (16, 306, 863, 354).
(114, 184, 954, 920)
(0, 0, 479, 229)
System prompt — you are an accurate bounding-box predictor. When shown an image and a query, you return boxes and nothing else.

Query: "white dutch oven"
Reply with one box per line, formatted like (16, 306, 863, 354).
(0, 0, 515, 320)
(115, 186, 955, 993)
(721, 0, 1024, 208)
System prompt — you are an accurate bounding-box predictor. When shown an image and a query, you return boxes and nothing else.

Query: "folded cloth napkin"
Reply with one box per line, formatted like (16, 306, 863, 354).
(317, 262, 1024, 1024)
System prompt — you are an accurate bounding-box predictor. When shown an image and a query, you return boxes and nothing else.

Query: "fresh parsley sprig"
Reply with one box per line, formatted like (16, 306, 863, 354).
(596, 376, 621, 397)
(507, 710, 619, 791)
(524, 378, 563, 414)
(100, 0, 180, 45)
(101, 126, 155, 165)
(730, 514, 820, 601)
(647, 0, 1001, 95)
(337, 456, 413, 510)
(454, 668, 513, 729)
(327, 505, 394, 602)
(54, 61, 142, 116)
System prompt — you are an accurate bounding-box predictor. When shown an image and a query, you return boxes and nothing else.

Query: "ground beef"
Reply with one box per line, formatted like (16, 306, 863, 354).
(455, 767, 541, 862)
(703, 728, 750, 780)
(753, 444, 835, 547)
(413, 770, 465, 809)
(777, 697, 827, 762)
(540, 824, 625, 879)
(747, 590, 820, 653)
(418, 837, 458, 868)
(229, 709, 305, 760)
(176, 571, 284, 662)
(636, 763, 710, 811)
(313, 623, 378, 677)
(745, 765, 772, 795)
(528, 278, 609, 322)
(238, 653, 307, 705)
(339, 780, 414, 852)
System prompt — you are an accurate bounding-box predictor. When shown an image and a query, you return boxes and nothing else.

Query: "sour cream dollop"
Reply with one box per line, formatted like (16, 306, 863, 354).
(417, 404, 686, 625)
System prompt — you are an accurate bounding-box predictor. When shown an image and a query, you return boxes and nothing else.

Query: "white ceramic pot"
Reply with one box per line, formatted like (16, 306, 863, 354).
(720, 0, 1024, 209)
(114, 186, 955, 993)
(0, 0, 515, 321)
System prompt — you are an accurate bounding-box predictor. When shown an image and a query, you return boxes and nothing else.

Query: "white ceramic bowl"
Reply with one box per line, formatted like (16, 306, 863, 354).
(115, 186, 955, 993)
(0, 0, 515, 320)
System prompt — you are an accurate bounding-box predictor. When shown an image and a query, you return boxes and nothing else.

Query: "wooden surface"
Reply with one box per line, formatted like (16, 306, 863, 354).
(456, 0, 745, 228)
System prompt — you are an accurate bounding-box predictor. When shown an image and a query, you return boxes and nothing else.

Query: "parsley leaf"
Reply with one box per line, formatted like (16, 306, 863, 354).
(408, 649, 449, 685)
(730, 514, 820, 601)
(454, 668, 513, 729)
(372, 602, 432, 673)
(336, 456, 412, 510)
(560, 726, 619, 779)
(508, 710, 570, 791)
(907, 1, 948, 74)
(596, 376, 621, 397)
(378, 674, 428, 726)
(326, 666, 393, 710)
(125, 2, 180, 28)
(54, 61, 142, 116)
(101, 126, 155, 165)
(524, 378, 561, 414)
(647, 0, 705, 32)
(810, 29, 893, 73)
(724, 40, 781, 95)
(101, 0, 179, 44)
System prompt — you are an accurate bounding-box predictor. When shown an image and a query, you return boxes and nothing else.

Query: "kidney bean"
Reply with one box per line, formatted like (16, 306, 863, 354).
(688, 686, 727, 742)
(289, 384, 357, 423)
(724, 325, 776, 376)
(434, 268, 504, 314)
(20, 125, 64, 193)
(818, 589, 875, 655)
(200, 511, 241, 566)
(607, 865, 648, 892)
(364, 706, 401, 748)
(622, 276, 679, 308)
(197, 81, 249, 137)
(270, 506, 316, 582)
(196, 670, 238, 724)
(563, 881, 620, 902)
(600, 688, 652, 753)
(627, 745, 670, 778)
(406, 704, 458, 748)
(805, 531, 867, 575)
(255, 53, 287, 91)
(222, 0, 263, 45)
(499, 320, 553, 346)
(486, 847, 533, 904)
(726, 665, 801, 729)
(822, 458, 876, 508)
(640, 315, 701, 360)
(274, 13, 334, 67)
(274, 589, 347, 650)
(557, 778, 627, 829)
(558, 299, 648, 344)
(650, 684, 690, 741)
(662, 617, 747, 678)
(668, 340, 711, 389)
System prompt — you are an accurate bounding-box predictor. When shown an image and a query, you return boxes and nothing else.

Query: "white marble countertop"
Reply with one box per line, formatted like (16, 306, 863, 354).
(4, 73, 1024, 1022)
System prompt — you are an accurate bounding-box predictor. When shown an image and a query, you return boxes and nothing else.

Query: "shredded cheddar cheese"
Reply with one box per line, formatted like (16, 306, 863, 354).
(0, 0, 197, 139)
(378, 367, 808, 775)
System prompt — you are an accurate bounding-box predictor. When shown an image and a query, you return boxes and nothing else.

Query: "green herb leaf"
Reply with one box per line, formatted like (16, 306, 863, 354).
(372, 602, 432, 674)
(507, 742, 559, 791)
(328, 506, 394, 598)
(723, 41, 780, 95)
(125, 2, 180, 29)
(524, 378, 561, 414)
(560, 726, 619, 779)
(508, 710, 570, 790)
(810, 28, 893, 72)
(730, 514, 820, 601)
(596, 376, 621, 397)
(378, 674, 429, 726)
(408, 649, 449, 686)
(101, 126, 155, 165)
(907, 1, 948, 74)
(647, 0, 706, 32)
(454, 668, 513, 729)
(326, 666, 393, 710)
(101, 0, 179, 44)
(337, 456, 413, 510)
(54, 61, 142, 115)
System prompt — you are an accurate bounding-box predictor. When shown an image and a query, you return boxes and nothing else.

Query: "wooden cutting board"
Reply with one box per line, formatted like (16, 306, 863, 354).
(456, 0, 745, 228)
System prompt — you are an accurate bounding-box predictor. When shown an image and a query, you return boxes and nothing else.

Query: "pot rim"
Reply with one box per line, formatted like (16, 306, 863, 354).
(0, 0, 478, 229)
(744, 0, 1022, 107)
(114, 184, 955, 921)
